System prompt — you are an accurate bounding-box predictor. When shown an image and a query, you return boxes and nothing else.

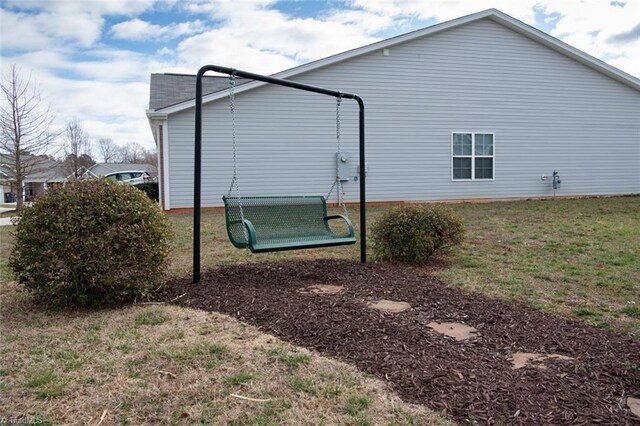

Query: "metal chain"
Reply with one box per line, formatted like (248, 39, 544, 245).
(326, 95, 348, 217)
(326, 178, 337, 200)
(228, 72, 248, 242)
(338, 180, 348, 217)
(336, 95, 342, 154)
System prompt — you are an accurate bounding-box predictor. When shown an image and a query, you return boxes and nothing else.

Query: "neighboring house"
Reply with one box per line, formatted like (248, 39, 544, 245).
(0, 156, 66, 202)
(0, 166, 11, 202)
(85, 163, 158, 179)
(146, 9, 640, 211)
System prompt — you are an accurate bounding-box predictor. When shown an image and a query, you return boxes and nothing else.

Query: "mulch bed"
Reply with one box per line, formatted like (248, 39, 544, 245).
(161, 259, 640, 425)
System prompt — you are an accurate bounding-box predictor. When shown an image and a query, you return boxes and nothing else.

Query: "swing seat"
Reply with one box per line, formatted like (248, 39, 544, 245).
(223, 194, 356, 253)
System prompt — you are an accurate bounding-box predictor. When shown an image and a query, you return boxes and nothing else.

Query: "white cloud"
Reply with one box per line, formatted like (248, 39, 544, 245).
(5, 48, 180, 84)
(0, 10, 54, 50)
(539, 0, 640, 76)
(176, 29, 298, 75)
(1, 0, 157, 50)
(176, 0, 381, 74)
(111, 18, 206, 41)
(0, 8, 103, 49)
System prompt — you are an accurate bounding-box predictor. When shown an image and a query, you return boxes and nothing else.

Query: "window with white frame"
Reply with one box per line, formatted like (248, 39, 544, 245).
(452, 133, 494, 180)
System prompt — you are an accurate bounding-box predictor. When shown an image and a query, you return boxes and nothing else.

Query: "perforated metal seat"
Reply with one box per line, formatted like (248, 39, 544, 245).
(222, 195, 356, 253)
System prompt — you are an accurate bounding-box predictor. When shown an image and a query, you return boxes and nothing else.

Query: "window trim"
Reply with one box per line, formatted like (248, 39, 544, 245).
(451, 132, 496, 181)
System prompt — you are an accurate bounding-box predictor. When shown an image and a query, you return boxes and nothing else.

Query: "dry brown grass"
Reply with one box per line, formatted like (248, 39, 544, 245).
(0, 282, 451, 425)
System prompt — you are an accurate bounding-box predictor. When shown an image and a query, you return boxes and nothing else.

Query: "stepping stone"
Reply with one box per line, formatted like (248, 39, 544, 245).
(427, 322, 478, 341)
(511, 352, 574, 370)
(367, 300, 411, 313)
(627, 397, 640, 417)
(299, 284, 344, 294)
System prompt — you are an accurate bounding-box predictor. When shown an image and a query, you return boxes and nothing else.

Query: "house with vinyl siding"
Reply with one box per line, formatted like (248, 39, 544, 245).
(146, 9, 640, 211)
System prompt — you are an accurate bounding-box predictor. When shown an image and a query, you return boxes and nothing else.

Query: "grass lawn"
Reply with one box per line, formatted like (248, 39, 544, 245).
(1, 195, 638, 423)
(1, 282, 448, 425)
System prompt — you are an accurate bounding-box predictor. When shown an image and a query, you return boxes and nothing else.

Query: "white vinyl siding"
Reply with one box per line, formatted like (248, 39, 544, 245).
(164, 18, 640, 208)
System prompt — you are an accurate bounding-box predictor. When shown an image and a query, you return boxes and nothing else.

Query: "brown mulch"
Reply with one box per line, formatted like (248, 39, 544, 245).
(161, 259, 640, 425)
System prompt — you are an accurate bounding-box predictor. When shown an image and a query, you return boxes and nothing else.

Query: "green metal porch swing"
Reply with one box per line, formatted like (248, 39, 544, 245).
(192, 65, 366, 283)
(221, 73, 356, 253)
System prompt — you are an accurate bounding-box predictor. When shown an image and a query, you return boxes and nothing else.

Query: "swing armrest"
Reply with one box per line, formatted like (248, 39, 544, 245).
(324, 215, 355, 237)
(229, 219, 258, 247)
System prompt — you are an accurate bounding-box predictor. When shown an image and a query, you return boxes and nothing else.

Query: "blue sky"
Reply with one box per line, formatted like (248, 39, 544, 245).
(1, 0, 638, 154)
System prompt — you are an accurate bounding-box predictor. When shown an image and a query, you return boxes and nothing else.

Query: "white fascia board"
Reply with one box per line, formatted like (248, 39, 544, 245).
(146, 109, 168, 119)
(151, 8, 640, 117)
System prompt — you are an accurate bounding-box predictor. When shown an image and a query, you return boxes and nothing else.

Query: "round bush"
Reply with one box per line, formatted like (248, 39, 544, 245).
(9, 179, 172, 307)
(371, 204, 465, 265)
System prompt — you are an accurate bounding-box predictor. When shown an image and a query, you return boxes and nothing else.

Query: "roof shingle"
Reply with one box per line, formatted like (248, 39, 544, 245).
(149, 73, 251, 110)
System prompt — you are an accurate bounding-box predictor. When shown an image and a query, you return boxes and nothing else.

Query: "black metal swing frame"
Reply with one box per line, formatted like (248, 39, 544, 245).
(193, 65, 366, 284)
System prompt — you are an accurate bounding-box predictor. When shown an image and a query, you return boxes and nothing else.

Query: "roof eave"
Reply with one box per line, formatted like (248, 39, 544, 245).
(146, 109, 168, 119)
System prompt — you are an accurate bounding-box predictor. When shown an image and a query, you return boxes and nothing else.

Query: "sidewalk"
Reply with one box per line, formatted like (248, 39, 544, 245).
(0, 217, 17, 226)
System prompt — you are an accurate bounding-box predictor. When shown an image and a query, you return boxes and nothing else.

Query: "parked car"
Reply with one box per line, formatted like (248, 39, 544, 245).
(104, 171, 153, 185)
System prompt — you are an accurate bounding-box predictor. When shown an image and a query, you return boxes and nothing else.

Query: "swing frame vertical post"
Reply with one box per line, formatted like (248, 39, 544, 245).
(193, 65, 366, 284)
(355, 96, 366, 264)
(193, 68, 205, 284)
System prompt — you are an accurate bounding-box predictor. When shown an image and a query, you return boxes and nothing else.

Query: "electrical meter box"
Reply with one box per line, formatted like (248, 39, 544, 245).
(336, 152, 350, 181)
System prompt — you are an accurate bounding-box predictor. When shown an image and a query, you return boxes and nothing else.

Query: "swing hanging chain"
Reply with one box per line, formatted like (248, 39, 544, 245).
(326, 94, 342, 201)
(228, 72, 237, 195)
(327, 94, 348, 217)
(339, 179, 348, 217)
(338, 96, 348, 217)
(336, 94, 342, 154)
(228, 71, 248, 242)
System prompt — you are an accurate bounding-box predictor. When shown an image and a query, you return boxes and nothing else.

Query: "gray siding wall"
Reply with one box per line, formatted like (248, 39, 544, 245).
(167, 18, 640, 209)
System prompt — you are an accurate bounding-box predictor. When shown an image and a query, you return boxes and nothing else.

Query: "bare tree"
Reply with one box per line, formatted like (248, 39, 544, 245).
(63, 118, 91, 178)
(96, 137, 119, 163)
(142, 149, 158, 167)
(119, 142, 146, 163)
(0, 64, 59, 209)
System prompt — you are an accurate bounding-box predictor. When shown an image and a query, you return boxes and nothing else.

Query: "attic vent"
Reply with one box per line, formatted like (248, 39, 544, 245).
(382, 48, 390, 56)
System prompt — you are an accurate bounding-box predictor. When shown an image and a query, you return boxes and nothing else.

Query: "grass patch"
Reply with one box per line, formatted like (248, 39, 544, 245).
(232, 399, 293, 425)
(287, 376, 319, 396)
(23, 368, 65, 399)
(573, 308, 601, 317)
(160, 329, 185, 341)
(134, 308, 171, 326)
(36, 382, 65, 399)
(345, 394, 371, 416)
(166, 342, 229, 365)
(24, 368, 57, 388)
(620, 305, 640, 318)
(224, 371, 254, 387)
(267, 347, 311, 368)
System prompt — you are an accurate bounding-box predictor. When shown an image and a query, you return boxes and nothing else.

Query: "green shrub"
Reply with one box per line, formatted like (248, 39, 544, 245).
(9, 179, 172, 307)
(371, 204, 465, 265)
(133, 182, 159, 201)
